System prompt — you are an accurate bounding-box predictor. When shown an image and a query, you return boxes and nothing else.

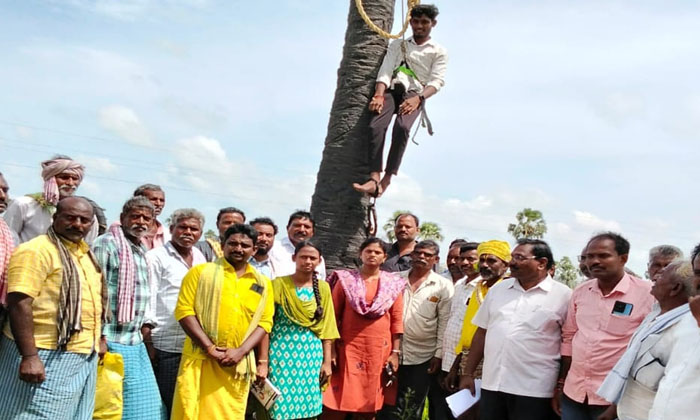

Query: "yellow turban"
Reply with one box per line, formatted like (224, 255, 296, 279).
(477, 240, 512, 263)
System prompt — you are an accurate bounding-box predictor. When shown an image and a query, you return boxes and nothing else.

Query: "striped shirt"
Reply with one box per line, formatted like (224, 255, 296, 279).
(93, 231, 155, 345)
(441, 277, 478, 371)
(3, 235, 102, 354)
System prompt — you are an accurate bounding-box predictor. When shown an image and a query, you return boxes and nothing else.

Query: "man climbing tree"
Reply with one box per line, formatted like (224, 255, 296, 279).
(353, 4, 447, 197)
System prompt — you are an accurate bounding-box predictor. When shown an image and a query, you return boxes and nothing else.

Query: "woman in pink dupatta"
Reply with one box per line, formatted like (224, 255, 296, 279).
(323, 238, 405, 420)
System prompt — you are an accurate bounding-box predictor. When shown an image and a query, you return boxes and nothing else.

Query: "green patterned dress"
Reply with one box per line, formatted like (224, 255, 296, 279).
(268, 287, 324, 419)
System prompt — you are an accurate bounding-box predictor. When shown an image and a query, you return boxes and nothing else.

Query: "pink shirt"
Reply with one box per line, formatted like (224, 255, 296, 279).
(141, 220, 170, 250)
(561, 273, 654, 405)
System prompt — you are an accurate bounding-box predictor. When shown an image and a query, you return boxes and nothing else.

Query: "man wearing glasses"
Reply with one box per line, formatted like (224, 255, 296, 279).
(459, 239, 572, 420)
(380, 240, 454, 420)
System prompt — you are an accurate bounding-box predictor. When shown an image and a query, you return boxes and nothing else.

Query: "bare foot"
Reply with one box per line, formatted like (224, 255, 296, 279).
(353, 179, 382, 197)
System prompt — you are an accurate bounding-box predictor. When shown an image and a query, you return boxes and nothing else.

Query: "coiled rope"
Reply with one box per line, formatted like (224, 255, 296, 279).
(355, 0, 421, 39)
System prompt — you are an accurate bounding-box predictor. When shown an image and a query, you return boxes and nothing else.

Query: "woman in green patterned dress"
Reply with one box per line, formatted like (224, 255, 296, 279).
(259, 241, 339, 419)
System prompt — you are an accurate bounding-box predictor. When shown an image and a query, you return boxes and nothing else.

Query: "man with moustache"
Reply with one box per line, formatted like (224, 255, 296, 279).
(646, 245, 683, 281)
(557, 232, 654, 420)
(382, 240, 453, 420)
(171, 224, 274, 419)
(269, 210, 326, 278)
(0, 197, 103, 419)
(460, 239, 571, 420)
(249, 217, 278, 278)
(147, 209, 207, 415)
(443, 239, 468, 282)
(382, 213, 420, 273)
(435, 242, 481, 419)
(0, 171, 9, 215)
(196, 207, 246, 262)
(92, 197, 166, 419)
(447, 241, 511, 419)
(3, 155, 99, 244)
(133, 184, 169, 250)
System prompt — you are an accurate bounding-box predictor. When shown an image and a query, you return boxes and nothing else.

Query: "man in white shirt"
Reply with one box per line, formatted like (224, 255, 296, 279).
(268, 210, 326, 279)
(644, 247, 700, 420)
(596, 260, 697, 420)
(3, 155, 99, 244)
(248, 217, 278, 278)
(353, 4, 448, 197)
(146, 209, 207, 416)
(382, 240, 453, 420)
(461, 239, 572, 420)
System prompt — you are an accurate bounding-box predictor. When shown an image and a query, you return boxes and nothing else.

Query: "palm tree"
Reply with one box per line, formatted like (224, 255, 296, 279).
(310, 0, 396, 270)
(507, 208, 548, 240)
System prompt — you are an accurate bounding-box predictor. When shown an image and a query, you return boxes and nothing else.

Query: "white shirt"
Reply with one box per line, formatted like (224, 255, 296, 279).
(147, 241, 207, 353)
(473, 276, 572, 398)
(3, 195, 99, 244)
(442, 277, 479, 371)
(647, 312, 700, 420)
(400, 270, 454, 365)
(268, 236, 326, 279)
(376, 37, 448, 94)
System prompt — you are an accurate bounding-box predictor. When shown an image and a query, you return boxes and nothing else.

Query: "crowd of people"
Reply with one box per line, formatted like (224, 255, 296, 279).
(1, 155, 699, 420)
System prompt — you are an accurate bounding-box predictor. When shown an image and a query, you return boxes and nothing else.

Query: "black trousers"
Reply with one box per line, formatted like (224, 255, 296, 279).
(480, 389, 559, 420)
(379, 360, 432, 420)
(152, 349, 182, 417)
(368, 88, 422, 175)
(428, 370, 455, 420)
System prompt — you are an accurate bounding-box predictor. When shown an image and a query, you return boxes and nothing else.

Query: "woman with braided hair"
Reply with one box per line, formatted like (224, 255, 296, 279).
(260, 240, 339, 419)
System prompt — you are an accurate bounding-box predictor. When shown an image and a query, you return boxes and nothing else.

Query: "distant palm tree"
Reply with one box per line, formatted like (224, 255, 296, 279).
(507, 208, 547, 240)
(310, 0, 396, 270)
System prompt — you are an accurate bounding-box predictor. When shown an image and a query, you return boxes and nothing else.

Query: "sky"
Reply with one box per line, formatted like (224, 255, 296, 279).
(1, 0, 699, 275)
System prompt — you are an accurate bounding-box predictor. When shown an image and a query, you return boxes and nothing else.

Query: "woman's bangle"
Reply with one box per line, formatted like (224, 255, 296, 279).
(391, 349, 401, 354)
(257, 359, 268, 364)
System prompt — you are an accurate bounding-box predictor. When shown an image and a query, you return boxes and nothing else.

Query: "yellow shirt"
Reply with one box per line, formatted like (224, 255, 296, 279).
(3, 235, 102, 354)
(175, 260, 274, 355)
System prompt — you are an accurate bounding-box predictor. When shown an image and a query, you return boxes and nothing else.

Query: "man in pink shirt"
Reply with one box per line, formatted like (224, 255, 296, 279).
(554, 232, 654, 420)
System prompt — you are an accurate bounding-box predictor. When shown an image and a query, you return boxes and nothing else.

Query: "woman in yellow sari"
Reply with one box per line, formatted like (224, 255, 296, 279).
(171, 224, 274, 420)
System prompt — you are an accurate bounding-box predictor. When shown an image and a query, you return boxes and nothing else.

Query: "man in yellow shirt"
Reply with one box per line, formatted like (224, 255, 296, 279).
(171, 223, 274, 420)
(0, 196, 104, 420)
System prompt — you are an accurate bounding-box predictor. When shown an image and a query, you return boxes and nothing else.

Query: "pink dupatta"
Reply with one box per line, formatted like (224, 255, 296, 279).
(328, 269, 406, 319)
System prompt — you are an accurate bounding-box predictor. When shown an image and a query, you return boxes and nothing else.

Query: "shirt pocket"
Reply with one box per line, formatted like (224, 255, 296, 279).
(416, 298, 438, 319)
(605, 314, 636, 336)
(633, 356, 666, 391)
(524, 308, 556, 330)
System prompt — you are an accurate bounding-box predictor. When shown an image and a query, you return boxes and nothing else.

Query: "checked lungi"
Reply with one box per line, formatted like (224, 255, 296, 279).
(107, 341, 167, 420)
(0, 335, 98, 420)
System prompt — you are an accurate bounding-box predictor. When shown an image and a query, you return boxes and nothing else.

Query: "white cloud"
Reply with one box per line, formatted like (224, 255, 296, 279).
(15, 126, 32, 139)
(99, 105, 153, 146)
(591, 92, 647, 126)
(77, 155, 118, 175)
(573, 210, 621, 232)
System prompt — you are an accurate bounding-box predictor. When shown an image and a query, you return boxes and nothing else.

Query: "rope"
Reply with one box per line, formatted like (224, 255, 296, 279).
(366, 197, 378, 236)
(355, 0, 420, 40)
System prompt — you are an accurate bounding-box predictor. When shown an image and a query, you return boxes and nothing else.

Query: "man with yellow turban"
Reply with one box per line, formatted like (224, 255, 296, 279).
(444, 240, 511, 420)
(3, 155, 99, 244)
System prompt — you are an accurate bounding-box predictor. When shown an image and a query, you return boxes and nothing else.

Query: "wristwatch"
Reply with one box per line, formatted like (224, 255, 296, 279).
(418, 94, 425, 102)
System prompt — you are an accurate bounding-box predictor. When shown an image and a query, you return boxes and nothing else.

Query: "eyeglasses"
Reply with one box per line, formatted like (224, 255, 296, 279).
(510, 255, 537, 262)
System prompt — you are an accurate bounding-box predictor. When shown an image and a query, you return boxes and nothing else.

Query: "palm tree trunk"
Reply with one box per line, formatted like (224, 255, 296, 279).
(310, 0, 395, 270)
